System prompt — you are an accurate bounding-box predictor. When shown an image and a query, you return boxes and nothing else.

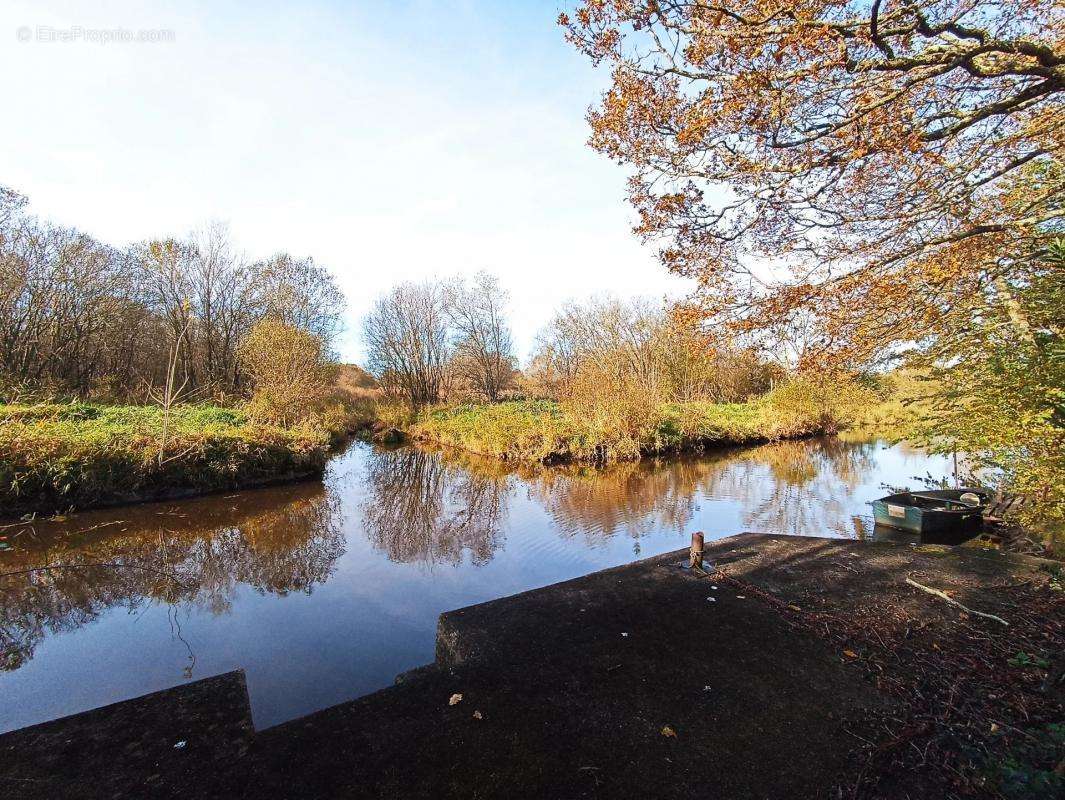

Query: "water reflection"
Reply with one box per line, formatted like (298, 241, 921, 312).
(704, 438, 879, 539)
(0, 436, 950, 733)
(1, 485, 342, 671)
(1, 438, 882, 671)
(480, 437, 879, 546)
(361, 447, 510, 566)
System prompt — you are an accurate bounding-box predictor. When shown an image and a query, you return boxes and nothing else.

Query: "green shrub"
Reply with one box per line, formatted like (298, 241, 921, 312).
(412, 401, 583, 461)
(373, 401, 418, 432)
(764, 375, 876, 436)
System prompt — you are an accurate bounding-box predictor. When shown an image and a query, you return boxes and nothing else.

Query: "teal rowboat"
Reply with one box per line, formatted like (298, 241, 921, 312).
(871, 488, 990, 535)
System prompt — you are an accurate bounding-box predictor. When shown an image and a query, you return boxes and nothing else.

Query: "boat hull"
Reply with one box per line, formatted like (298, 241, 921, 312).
(872, 501, 983, 535)
(871, 488, 990, 535)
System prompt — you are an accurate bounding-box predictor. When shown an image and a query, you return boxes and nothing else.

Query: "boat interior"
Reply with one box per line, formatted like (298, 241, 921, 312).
(892, 492, 986, 513)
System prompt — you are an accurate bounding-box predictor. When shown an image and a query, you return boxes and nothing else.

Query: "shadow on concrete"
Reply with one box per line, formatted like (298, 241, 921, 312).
(1, 533, 1053, 799)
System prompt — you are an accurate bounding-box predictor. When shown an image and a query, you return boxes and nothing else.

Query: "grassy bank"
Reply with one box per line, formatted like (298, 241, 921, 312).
(0, 378, 859, 515)
(408, 392, 844, 463)
(0, 403, 332, 516)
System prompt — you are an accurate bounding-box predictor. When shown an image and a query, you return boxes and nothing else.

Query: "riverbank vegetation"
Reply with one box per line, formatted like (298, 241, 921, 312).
(0, 363, 376, 517)
(362, 285, 869, 462)
(409, 391, 850, 463)
(561, 1, 1064, 548)
(0, 187, 371, 515)
(0, 403, 331, 515)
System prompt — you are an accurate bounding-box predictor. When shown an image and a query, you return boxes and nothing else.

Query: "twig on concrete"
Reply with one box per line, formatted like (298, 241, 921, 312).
(905, 577, 1009, 627)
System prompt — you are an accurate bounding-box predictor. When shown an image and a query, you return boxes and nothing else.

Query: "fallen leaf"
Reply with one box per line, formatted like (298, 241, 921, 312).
(787, 604, 801, 612)
(843, 649, 858, 659)
(448, 693, 463, 706)
(661, 726, 677, 738)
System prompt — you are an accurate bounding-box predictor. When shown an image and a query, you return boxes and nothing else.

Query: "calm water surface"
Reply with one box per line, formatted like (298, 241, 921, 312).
(0, 437, 950, 733)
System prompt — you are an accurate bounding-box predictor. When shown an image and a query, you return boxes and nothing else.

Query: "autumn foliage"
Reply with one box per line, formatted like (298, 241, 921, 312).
(238, 318, 338, 426)
(560, 0, 1062, 364)
(562, 0, 1063, 538)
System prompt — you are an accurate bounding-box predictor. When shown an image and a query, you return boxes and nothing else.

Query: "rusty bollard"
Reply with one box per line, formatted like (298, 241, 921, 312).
(689, 531, 704, 570)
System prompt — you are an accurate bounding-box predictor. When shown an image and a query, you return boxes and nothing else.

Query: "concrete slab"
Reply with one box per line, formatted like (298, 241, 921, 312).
(1, 534, 1057, 799)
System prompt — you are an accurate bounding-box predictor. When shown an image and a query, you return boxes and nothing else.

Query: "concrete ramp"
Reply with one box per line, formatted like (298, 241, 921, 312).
(3, 534, 1050, 798)
(0, 670, 253, 799)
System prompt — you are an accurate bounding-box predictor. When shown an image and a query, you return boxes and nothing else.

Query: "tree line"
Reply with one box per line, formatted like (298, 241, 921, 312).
(363, 275, 780, 409)
(528, 296, 780, 404)
(0, 186, 345, 401)
(363, 272, 518, 407)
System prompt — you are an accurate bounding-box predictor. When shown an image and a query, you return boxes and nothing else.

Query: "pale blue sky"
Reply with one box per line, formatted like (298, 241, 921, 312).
(0, 0, 690, 362)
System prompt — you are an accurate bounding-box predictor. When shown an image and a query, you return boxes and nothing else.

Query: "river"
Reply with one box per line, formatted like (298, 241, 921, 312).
(0, 436, 951, 733)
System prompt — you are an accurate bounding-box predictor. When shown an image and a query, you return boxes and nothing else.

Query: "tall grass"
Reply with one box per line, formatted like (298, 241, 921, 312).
(411, 401, 583, 461)
(0, 403, 332, 515)
(408, 377, 864, 463)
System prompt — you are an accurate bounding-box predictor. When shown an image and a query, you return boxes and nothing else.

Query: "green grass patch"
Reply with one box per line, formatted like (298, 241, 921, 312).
(0, 403, 330, 515)
(411, 401, 584, 462)
(409, 395, 835, 463)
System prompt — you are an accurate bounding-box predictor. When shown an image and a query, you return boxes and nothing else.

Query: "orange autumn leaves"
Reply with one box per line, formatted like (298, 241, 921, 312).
(561, 0, 1064, 368)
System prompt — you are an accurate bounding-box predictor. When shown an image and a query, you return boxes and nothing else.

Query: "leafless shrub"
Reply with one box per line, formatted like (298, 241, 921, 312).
(363, 281, 451, 408)
(445, 272, 516, 402)
(526, 296, 779, 403)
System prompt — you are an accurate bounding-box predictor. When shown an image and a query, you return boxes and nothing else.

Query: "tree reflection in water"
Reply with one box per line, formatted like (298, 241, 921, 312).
(0, 484, 343, 671)
(521, 437, 879, 546)
(359, 437, 880, 567)
(705, 438, 879, 538)
(1, 437, 883, 675)
(361, 447, 511, 566)
(525, 459, 705, 540)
